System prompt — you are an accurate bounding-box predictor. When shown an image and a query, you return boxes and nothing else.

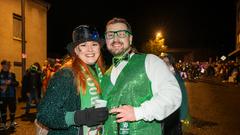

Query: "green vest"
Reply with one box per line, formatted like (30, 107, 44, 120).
(102, 54, 162, 135)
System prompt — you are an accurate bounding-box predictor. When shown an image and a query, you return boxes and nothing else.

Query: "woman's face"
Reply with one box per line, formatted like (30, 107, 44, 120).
(74, 41, 101, 65)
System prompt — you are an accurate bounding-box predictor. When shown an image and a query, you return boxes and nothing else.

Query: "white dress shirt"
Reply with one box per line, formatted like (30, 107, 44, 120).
(110, 53, 182, 121)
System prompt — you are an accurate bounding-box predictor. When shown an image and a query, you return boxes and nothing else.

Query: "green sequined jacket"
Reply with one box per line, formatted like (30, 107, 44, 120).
(37, 68, 82, 135)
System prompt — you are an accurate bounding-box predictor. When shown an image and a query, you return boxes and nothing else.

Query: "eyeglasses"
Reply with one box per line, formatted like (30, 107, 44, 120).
(105, 30, 132, 39)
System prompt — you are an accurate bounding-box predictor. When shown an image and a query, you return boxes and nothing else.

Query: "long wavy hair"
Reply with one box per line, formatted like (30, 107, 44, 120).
(62, 52, 105, 95)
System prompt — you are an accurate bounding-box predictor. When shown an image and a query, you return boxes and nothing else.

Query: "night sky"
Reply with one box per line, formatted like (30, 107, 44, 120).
(45, 0, 237, 59)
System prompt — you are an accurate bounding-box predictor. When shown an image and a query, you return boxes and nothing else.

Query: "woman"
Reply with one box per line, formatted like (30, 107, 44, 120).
(36, 25, 108, 135)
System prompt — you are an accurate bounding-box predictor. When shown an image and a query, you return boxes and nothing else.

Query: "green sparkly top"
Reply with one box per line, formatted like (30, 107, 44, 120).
(101, 54, 162, 135)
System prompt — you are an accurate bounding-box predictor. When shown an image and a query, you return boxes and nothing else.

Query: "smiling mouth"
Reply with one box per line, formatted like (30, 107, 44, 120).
(111, 41, 123, 46)
(86, 54, 95, 57)
(112, 43, 123, 48)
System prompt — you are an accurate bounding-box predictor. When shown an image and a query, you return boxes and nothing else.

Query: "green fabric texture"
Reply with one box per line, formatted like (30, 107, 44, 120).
(37, 65, 103, 135)
(174, 73, 191, 131)
(174, 73, 190, 121)
(112, 53, 130, 67)
(102, 54, 162, 135)
(80, 64, 102, 110)
(65, 111, 76, 126)
(37, 68, 81, 135)
(80, 64, 103, 135)
(37, 65, 104, 135)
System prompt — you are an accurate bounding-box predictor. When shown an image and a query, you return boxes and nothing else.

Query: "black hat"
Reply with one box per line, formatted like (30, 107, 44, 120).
(1, 60, 9, 65)
(66, 25, 101, 54)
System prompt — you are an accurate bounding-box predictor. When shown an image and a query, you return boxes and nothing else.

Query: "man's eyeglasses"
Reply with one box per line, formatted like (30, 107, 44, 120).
(105, 30, 132, 39)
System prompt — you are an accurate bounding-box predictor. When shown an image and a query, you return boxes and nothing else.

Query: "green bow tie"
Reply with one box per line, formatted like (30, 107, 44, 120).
(112, 53, 130, 67)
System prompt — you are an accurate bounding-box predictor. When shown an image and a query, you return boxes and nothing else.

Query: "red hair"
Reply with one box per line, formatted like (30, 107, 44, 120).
(63, 54, 105, 95)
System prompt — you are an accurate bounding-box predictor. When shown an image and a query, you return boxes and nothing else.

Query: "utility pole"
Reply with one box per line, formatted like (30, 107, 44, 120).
(21, 0, 26, 78)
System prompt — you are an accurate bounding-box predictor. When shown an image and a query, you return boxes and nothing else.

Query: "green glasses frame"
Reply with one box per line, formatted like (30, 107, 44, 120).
(105, 30, 132, 39)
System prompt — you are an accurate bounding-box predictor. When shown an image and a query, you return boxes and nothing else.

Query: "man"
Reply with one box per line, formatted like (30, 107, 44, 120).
(0, 60, 19, 130)
(22, 63, 42, 115)
(101, 17, 182, 135)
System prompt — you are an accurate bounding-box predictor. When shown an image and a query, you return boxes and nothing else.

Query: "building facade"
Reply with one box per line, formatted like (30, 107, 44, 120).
(0, 0, 49, 82)
(229, 0, 240, 62)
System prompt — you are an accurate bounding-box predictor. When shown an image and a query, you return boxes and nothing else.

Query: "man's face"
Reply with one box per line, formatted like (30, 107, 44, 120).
(1, 63, 10, 71)
(105, 23, 133, 56)
(74, 41, 101, 65)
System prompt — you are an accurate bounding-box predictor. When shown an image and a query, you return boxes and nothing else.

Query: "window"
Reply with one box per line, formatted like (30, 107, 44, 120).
(13, 13, 22, 39)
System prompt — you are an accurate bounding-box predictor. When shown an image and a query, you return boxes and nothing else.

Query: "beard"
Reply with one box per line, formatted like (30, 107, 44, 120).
(108, 48, 125, 56)
(107, 41, 129, 56)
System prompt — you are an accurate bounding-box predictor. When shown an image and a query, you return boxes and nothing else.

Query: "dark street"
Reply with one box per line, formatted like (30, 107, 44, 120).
(185, 78, 240, 135)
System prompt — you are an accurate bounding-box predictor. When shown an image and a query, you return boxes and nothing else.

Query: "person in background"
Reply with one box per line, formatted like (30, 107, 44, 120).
(22, 63, 42, 115)
(36, 25, 108, 135)
(0, 60, 19, 130)
(101, 17, 182, 135)
(162, 54, 191, 135)
(41, 59, 55, 96)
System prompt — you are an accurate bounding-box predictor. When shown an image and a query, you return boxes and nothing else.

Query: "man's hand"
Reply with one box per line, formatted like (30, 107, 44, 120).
(110, 105, 136, 122)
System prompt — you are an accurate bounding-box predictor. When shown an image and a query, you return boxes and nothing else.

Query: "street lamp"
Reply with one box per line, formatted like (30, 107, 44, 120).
(154, 31, 166, 54)
(156, 32, 162, 40)
(143, 31, 167, 54)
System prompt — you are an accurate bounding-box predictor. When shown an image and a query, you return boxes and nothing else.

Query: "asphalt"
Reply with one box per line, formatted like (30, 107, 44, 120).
(184, 77, 240, 135)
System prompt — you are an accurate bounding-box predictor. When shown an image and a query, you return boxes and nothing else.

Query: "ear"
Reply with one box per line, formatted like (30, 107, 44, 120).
(74, 45, 81, 55)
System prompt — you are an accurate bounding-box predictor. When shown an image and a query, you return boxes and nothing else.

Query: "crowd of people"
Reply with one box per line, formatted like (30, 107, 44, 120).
(0, 58, 63, 131)
(175, 60, 240, 85)
(2, 17, 239, 135)
(206, 61, 240, 84)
